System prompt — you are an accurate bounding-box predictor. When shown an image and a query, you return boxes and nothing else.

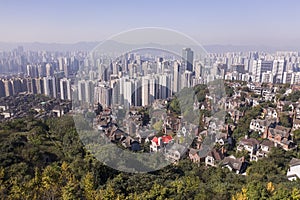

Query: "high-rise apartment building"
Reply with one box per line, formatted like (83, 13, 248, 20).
(173, 61, 180, 93)
(60, 78, 71, 100)
(252, 60, 273, 83)
(182, 48, 194, 72)
(94, 83, 112, 107)
(272, 60, 286, 83)
(44, 77, 57, 98)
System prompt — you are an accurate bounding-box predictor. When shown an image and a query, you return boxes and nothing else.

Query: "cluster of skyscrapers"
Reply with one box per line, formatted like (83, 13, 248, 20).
(76, 48, 200, 109)
(0, 47, 87, 100)
(209, 51, 300, 84)
(3, 46, 300, 109)
(0, 76, 72, 100)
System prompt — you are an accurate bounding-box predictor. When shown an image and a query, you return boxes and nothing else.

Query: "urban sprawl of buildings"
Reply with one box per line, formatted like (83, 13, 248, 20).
(0, 46, 300, 179)
(2, 47, 300, 102)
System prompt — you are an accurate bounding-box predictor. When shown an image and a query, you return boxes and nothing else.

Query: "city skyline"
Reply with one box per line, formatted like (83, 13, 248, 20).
(1, 0, 300, 49)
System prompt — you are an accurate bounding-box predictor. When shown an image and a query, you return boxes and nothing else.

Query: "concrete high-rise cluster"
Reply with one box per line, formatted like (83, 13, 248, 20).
(211, 51, 300, 84)
(0, 76, 72, 100)
(8, 46, 300, 110)
(92, 73, 172, 108)
(74, 48, 203, 109)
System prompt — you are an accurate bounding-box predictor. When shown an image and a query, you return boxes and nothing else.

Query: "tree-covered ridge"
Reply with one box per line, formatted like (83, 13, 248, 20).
(0, 116, 299, 199)
(0, 116, 118, 199)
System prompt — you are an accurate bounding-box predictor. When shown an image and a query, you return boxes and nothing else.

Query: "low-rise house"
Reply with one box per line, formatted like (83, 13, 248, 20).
(287, 158, 300, 181)
(109, 128, 125, 142)
(262, 88, 273, 95)
(121, 136, 141, 151)
(150, 135, 173, 152)
(249, 119, 275, 134)
(263, 107, 278, 119)
(263, 93, 275, 101)
(205, 148, 225, 167)
(256, 140, 274, 158)
(295, 104, 300, 119)
(52, 107, 65, 117)
(293, 119, 300, 131)
(264, 125, 295, 150)
(163, 115, 181, 133)
(206, 117, 226, 133)
(165, 143, 187, 163)
(0, 105, 8, 111)
(220, 156, 247, 174)
(237, 138, 260, 155)
(227, 109, 244, 123)
(127, 120, 138, 136)
(262, 88, 276, 101)
(280, 138, 295, 151)
(252, 98, 260, 107)
(97, 119, 109, 131)
(253, 87, 262, 95)
(277, 101, 293, 112)
(215, 132, 228, 146)
(189, 148, 201, 163)
(224, 99, 242, 110)
(0, 112, 12, 118)
(136, 129, 155, 143)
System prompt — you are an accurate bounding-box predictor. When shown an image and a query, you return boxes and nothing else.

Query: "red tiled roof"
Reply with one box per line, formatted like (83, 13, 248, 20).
(152, 136, 159, 145)
(151, 135, 173, 145)
(162, 135, 173, 143)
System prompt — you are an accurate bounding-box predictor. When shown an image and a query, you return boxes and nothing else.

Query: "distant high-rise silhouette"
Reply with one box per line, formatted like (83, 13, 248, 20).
(182, 48, 194, 72)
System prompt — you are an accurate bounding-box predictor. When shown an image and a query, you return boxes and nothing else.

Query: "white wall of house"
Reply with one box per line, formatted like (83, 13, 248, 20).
(261, 145, 270, 152)
(287, 165, 300, 181)
(205, 156, 215, 166)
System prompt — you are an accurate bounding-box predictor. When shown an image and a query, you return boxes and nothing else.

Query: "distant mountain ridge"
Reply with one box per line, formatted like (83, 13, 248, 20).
(0, 41, 299, 53)
(0, 41, 99, 52)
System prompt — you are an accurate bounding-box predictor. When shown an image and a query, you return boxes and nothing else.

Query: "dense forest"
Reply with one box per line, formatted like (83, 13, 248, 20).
(0, 115, 300, 199)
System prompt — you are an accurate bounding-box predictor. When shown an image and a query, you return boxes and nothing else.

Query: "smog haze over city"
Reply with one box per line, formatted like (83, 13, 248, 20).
(1, 0, 300, 50)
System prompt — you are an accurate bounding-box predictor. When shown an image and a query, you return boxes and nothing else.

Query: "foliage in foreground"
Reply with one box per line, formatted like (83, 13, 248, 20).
(0, 116, 299, 199)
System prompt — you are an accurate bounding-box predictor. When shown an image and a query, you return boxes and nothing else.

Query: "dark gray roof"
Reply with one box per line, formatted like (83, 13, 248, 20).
(290, 158, 300, 167)
(221, 156, 243, 171)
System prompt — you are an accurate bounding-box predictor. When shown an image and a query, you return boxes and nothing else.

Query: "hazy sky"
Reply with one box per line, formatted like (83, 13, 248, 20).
(1, 0, 300, 47)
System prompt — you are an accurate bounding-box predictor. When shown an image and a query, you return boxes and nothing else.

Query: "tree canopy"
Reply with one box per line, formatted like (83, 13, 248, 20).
(0, 115, 299, 199)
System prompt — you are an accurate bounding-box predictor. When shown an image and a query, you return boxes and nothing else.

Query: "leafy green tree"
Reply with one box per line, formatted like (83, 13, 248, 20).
(41, 164, 61, 199)
(194, 84, 208, 102)
(279, 113, 292, 128)
(169, 98, 181, 115)
(233, 105, 262, 139)
(100, 183, 121, 200)
(83, 172, 96, 200)
(291, 188, 300, 200)
(286, 91, 300, 102)
(225, 85, 235, 97)
(153, 120, 163, 132)
(25, 167, 42, 200)
(8, 177, 25, 200)
(293, 129, 300, 143)
(62, 175, 82, 200)
(245, 181, 270, 199)
(283, 104, 292, 112)
(0, 167, 7, 197)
